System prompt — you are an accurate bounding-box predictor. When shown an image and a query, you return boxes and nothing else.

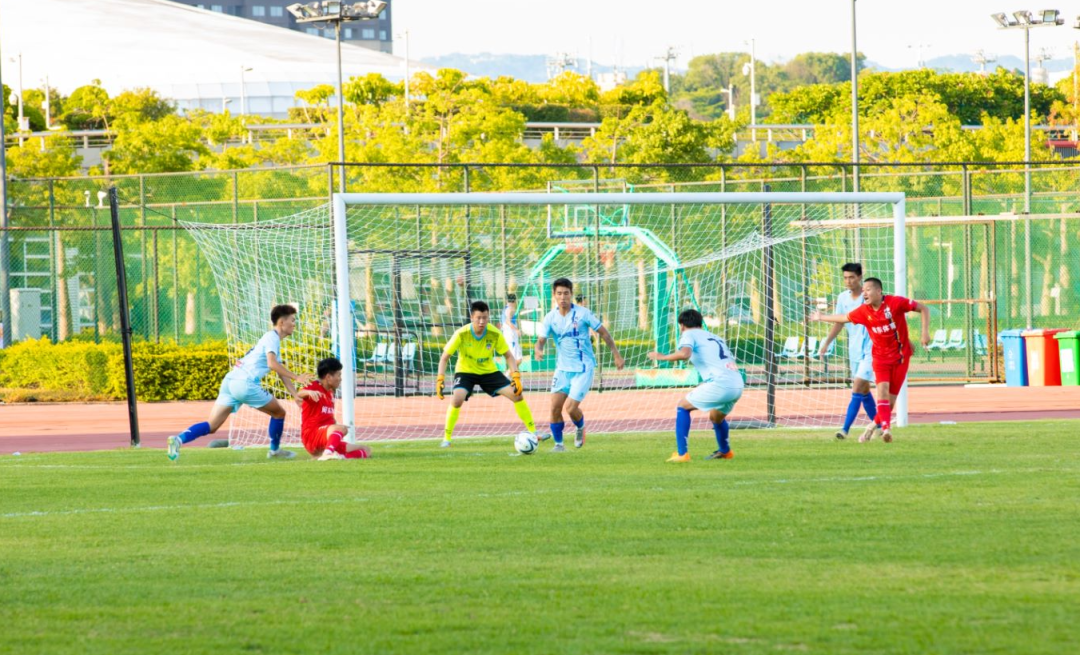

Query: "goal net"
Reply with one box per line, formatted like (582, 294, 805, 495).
(182, 192, 907, 447)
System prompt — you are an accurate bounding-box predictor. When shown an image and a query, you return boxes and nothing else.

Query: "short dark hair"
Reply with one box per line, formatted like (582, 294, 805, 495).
(317, 357, 343, 379)
(678, 308, 704, 329)
(864, 277, 883, 290)
(470, 300, 490, 314)
(506, 293, 517, 303)
(841, 262, 863, 276)
(575, 295, 585, 304)
(553, 278, 573, 292)
(270, 304, 297, 325)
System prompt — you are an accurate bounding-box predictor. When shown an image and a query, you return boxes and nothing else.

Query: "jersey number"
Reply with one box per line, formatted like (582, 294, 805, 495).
(707, 337, 728, 360)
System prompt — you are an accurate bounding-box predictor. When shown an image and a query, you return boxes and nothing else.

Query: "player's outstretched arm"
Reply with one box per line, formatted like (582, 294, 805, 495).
(267, 352, 310, 399)
(809, 311, 850, 325)
(534, 336, 546, 361)
(916, 301, 932, 347)
(819, 323, 844, 359)
(435, 351, 452, 400)
(647, 347, 692, 363)
(597, 326, 625, 370)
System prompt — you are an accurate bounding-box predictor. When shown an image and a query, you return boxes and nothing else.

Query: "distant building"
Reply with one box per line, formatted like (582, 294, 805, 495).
(165, 0, 393, 53)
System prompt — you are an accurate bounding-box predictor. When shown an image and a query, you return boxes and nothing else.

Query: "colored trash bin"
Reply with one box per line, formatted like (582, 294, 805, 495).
(1021, 329, 1069, 386)
(998, 329, 1027, 387)
(1054, 330, 1080, 387)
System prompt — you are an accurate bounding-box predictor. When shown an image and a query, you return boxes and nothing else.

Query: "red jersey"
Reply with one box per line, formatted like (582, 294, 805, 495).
(846, 295, 919, 365)
(300, 381, 336, 443)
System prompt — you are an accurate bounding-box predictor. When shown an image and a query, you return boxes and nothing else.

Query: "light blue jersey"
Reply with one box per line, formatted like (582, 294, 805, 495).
(835, 290, 872, 365)
(678, 328, 744, 388)
(232, 329, 281, 383)
(541, 304, 602, 373)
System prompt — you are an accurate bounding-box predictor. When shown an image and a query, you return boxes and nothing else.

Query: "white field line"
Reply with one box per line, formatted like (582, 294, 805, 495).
(2, 467, 1073, 520)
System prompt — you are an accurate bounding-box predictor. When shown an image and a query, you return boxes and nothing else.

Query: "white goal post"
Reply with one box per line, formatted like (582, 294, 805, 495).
(332, 191, 909, 439)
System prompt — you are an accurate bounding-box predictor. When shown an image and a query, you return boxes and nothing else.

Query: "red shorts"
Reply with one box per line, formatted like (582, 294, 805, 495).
(873, 358, 911, 393)
(301, 425, 332, 456)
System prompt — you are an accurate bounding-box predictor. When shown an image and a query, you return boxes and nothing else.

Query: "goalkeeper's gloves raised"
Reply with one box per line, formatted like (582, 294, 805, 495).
(436, 374, 445, 400)
(511, 371, 522, 396)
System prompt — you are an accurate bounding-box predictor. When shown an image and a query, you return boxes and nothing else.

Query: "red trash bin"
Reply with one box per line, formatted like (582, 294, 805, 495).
(1021, 329, 1069, 386)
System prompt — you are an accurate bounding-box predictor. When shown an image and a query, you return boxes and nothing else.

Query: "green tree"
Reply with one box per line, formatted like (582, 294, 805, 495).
(60, 81, 110, 131)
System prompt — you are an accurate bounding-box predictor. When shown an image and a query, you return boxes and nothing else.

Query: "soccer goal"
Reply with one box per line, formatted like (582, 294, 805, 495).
(184, 191, 908, 447)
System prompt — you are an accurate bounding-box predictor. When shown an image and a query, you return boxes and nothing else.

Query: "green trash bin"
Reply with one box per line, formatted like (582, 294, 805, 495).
(1054, 330, 1080, 386)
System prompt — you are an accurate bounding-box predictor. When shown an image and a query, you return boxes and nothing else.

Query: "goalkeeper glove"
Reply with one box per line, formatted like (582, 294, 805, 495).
(511, 371, 522, 396)
(436, 374, 445, 400)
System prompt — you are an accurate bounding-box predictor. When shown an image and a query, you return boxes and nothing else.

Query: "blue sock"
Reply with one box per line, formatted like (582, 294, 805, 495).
(550, 422, 565, 444)
(842, 393, 863, 432)
(572, 415, 584, 429)
(713, 420, 730, 454)
(268, 417, 285, 451)
(179, 421, 210, 444)
(675, 407, 691, 456)
(862, 392, 877, 420)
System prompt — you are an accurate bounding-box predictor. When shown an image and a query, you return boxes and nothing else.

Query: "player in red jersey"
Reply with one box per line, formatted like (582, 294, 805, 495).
(298, 357, 370, 460)
(811, 277, 930, 443)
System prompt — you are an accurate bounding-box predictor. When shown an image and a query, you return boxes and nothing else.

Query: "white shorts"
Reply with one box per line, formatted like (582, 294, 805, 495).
(551, 366, 594, 402)
(851, 354, 873, 382)
(215, 372, 274, 413)
(506, 335, 523, 362)
(686, 381, 743, 414)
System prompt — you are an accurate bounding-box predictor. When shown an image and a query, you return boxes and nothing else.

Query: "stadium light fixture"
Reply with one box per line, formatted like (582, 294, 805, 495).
(285, 0, 387, 193)
(991, 7, 1061, 327)
(991, 12, 1014, 27)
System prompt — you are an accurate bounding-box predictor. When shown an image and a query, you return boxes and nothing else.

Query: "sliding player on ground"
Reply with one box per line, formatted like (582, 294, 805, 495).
(811, 277, 931, 443)
(648, 309, 743, 463)
(167, 304, 311, 461)
(817, 262, 877, 440)
(436, 301, 537, 448)
(298, 357, 370, 460)
(534, 278, 625, 452)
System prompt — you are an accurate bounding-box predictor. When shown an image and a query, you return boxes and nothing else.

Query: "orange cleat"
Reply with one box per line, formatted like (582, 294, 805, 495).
(666, 452, 691, 463)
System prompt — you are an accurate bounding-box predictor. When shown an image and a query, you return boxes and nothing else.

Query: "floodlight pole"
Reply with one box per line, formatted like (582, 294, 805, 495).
(336, 21, 346, 194)
(401, 29, 411, 113)
(851, 0, 860, 193)
(0, 30, 9, 349)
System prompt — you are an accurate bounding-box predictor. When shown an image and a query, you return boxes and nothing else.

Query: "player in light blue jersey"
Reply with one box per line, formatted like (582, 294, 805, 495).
(534, 278, 624, 451)
(500, 293, 523, 365)
(166, 304, 312, 461)
(817, 263, 877, 439)
(648, 308, 744, 463)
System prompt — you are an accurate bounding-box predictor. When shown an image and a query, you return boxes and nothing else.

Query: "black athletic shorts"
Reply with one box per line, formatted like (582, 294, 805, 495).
(453, 371, 512, 399)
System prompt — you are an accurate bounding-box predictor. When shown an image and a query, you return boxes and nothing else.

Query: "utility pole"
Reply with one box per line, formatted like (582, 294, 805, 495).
(656, 47, 677, 94)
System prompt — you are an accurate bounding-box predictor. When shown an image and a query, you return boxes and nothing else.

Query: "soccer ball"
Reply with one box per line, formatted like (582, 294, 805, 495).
(514, 431, 538, 455)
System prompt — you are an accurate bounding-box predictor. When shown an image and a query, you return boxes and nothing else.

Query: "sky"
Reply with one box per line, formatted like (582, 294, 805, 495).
(391, 0, 1080, 68)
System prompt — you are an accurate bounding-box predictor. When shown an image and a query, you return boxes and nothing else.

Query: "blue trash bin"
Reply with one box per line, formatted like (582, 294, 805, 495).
(999, 329, 1028, 387)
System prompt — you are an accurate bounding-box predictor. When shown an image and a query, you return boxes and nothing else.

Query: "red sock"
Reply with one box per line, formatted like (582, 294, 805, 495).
(344, 447, 369, 459)
(876, 400, 891, 429)
(326, 431, 345, 454)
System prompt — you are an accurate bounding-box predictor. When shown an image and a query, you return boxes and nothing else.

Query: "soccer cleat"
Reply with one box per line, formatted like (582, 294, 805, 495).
(858, 423, 879, 443)
(706, 450, 734, 460)
(267, 448, 296, 460)
(835, 429, 848, 440)
(881, 427, 893, 443)
(537, 432, 551, 442)
(440, 439, 452, 448)
(318, 449, 345, 461)
(167, 435, 182, 461)
(551, 443, 567, 453)
(666, 452, 691, 463)
(574, 425, 586, 448)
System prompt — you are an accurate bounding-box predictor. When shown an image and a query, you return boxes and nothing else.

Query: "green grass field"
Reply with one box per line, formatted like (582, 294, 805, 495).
(2, 422, 1079, 655)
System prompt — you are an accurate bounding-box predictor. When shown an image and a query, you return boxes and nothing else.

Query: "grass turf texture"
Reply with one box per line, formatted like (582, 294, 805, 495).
(2, 421, 1079, 655)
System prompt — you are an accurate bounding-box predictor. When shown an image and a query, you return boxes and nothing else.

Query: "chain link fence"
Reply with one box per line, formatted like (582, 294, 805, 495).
(3, 162, 1080, 379)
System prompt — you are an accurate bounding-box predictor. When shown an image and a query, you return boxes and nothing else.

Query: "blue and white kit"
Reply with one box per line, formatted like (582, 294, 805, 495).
(680, 328, 744, 414)
(541, 304, 602, 402)
(835, 290, 873, 381)
(216, 329, 280, 412)
(500, 305, 523, 362)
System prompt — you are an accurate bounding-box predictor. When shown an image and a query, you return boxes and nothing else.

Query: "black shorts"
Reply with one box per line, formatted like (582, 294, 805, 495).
(453, 371, 512, 399)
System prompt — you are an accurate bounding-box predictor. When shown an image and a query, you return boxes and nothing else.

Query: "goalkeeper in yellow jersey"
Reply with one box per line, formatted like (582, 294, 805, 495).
(435, 300, 537, 448)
